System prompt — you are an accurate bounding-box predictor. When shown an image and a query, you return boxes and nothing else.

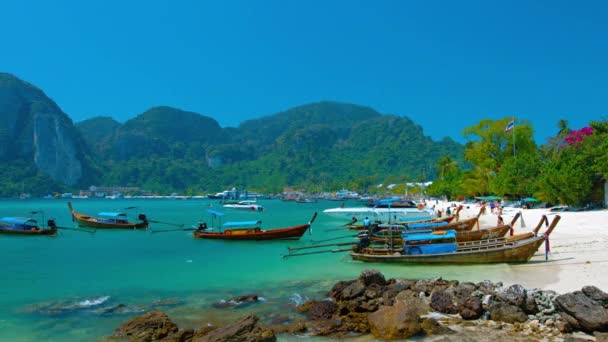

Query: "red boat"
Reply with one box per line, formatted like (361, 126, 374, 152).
(193, 211, 317, 241)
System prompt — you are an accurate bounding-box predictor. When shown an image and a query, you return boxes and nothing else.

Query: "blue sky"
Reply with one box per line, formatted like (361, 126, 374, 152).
(2, 0, 607, 143)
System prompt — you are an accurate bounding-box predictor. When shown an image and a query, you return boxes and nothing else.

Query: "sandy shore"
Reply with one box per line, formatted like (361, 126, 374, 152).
(446, 203, 608, 293)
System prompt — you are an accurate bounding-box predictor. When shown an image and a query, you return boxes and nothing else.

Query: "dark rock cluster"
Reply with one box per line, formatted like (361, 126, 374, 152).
(108, 269, 608, 341)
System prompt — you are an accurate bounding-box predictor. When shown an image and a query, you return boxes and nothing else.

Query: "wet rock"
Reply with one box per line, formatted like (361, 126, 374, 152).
(212, 294, 259, 309)
(459, 296, 483, 320)
(368, 298, 426, 340)
(555, 289, 608, 333)
(341, 281, 366, 300)
(327, 280, 355, 300)
(421, 317, 455, 336)
(194, 314, 275, 342)
(489, 303, 528, 323)
(308, 300, 337, 320)
(110, 310, 179, 341)
(448, 282, 476, 302)
(358, 269, 387, 287)
(430, 290, 458, 314)
(524, 294, 539, 315)
(364, 283, 382, 299)
(381, 282, 412, 306)
(497, 284, 527, 308)
(582, 286, 608, 306)
(477, 280, 503, 295)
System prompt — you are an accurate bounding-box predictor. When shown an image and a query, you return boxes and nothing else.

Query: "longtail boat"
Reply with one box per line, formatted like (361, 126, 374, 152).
(350, 215, 560, 264)
(68, 202, 149, 229)
(0, 217, 58, 236)
(371, 211, 520, 243)
(193, 210, 317, 241)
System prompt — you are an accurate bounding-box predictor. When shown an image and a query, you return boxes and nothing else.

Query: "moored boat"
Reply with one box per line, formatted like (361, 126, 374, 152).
(350, 215, 560, 264)
(323, 206, 434, 222)
(0, 217, 58, 236)
(68, 202, 149, 229)
(193, 210, 316, 240)
(222, 200, 264, 212)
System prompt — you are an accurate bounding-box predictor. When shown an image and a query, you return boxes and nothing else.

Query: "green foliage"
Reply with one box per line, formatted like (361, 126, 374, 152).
(491, 153, 541, 196)
(74, 102, 466, 195)
(462, 118, 536, 195)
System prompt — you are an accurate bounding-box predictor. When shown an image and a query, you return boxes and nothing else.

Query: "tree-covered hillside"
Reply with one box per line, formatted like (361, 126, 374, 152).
(80, 102, 466, 194)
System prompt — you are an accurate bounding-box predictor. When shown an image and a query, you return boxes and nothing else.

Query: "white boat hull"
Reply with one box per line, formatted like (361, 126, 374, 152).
(322, 207, 434, 222)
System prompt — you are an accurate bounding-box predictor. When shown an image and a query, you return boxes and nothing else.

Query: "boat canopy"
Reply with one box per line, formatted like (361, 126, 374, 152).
(223, 220, 262, 228)
(407, 221, 448, 229)
(98, 212, 127, 218)
(402, 229, 456, 241)
(0, 217, 37, 225)
(207, 209, 225, 216)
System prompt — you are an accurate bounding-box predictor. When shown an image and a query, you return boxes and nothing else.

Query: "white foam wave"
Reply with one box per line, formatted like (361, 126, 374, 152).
(76, 296, 110, 308)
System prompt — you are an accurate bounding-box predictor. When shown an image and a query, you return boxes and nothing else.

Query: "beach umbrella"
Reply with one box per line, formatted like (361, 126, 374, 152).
(522, 197, 537, 202)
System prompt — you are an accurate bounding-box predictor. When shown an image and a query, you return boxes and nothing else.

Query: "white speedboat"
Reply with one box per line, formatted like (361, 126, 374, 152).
(223, 200, 264, 212)
(323, 206, 434, 222)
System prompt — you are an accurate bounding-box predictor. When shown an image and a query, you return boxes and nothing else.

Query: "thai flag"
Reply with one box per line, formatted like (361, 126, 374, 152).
(504, 120, 515, 132)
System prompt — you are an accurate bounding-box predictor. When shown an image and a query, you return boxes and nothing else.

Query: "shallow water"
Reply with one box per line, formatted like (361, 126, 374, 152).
(0, 198, 549, 341)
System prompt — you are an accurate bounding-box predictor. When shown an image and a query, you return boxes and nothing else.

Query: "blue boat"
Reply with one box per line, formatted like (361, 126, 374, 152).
(0, 217, 58, 236)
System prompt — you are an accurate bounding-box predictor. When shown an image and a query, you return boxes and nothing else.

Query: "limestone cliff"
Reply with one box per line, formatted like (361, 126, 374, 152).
(0, 73, 86, 185)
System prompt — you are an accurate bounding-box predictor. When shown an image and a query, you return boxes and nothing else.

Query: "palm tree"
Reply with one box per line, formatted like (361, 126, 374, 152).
(436, 156, 458, 180)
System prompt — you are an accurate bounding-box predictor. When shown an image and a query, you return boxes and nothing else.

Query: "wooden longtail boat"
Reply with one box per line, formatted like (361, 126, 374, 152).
(350, 215, 560, 264)
(371, 212, 520, 243)
(193, 212, 317, 241)
(0, 217, 58, 236)
(68, 202, 149, 229)
(350, 206, 480, 232)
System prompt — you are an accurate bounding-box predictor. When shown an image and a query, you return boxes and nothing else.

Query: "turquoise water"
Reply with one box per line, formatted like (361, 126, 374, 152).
(0, 199, 533, 341)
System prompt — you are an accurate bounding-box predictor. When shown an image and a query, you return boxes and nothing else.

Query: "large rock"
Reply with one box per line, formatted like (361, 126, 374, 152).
(489, 303, 528, 323)
(582, 286, 608, 306)
(459, 296, 483, 320)
(340, 281, 366, 300)
(308, 300, 338, 320)
(327, 280, 355, 300)
(367, 297, 428, 340)
(554, 290, 608, 333)
(110, 310, 179, 341)
(194, 314, 275, 342)
(430, 290, 458, 314)
(497, 284, 527, 308)
(358, 269, 387, 287)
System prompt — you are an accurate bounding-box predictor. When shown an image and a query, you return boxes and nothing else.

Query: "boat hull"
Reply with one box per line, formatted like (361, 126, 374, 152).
(68, 202, 148, 229)
(0, 227, 58, 236)
(323, 207, 434, 222)
(351, 236, 545, 264)
(193, 224, 309, 241)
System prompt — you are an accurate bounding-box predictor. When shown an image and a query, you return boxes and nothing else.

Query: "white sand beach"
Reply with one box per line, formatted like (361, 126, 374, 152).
(451, 203, 608, 293)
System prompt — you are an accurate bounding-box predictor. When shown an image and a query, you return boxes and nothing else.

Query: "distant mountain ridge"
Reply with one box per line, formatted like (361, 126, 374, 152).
(0, 72, 465, 195)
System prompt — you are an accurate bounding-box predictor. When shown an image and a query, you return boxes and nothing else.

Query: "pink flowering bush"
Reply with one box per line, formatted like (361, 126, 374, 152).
(565, 126, 594, 145)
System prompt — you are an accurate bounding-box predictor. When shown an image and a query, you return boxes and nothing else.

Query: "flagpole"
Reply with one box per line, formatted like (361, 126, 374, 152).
(512, 117, 516, 157)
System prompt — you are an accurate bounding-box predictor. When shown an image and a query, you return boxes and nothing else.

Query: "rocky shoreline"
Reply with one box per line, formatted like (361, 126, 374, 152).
(107, 270, 608, 341)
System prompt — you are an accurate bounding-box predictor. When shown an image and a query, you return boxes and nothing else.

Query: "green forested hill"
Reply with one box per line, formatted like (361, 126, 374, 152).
(0, 73, 466, 196)
(80, 102, 465, 194)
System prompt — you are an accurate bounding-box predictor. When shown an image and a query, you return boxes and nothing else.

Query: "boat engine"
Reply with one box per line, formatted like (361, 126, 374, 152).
(138, 213, 148, 222)
(47, 219, 57, 228)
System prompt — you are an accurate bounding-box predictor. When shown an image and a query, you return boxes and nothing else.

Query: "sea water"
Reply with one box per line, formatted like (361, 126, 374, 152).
(0, 198, 531, 341)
